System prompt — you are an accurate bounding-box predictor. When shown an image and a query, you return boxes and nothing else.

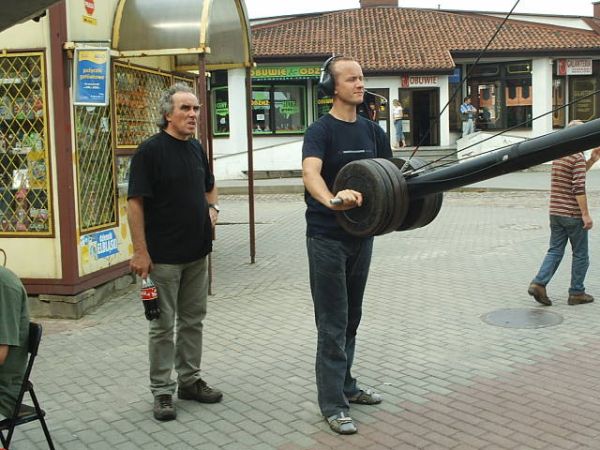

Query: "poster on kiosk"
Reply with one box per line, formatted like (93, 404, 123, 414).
(73, 47, 110, 106)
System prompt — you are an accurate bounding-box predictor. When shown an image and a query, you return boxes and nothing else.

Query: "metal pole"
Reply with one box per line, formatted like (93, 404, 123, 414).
(196, 54, 213, 294)
(245, 66, 256, 263)
(406, 118, 600, 199)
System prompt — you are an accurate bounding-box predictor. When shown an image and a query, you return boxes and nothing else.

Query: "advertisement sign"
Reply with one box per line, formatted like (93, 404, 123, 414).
(83, 0, 97, 25)
(73, 47, 110, 106)
(80, 229, 119, 260)
(252, 65, 321, 80)
(556, 59, 593, 76)
(401, 74, 440, 88)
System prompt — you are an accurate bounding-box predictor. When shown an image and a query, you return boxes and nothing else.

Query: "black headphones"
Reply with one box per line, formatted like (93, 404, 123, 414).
(318, 55, 343, 97)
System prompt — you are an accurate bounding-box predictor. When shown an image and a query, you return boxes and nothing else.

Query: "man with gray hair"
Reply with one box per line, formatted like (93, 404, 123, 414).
(528, 120, 600, 306)
(127, 83, 222, 421)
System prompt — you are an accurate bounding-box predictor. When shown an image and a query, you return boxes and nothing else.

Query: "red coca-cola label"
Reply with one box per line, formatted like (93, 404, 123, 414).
(140, 286, 158, 301)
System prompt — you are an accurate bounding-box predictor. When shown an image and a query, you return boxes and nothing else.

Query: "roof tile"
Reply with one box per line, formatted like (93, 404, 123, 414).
(252, 8, 600, 71)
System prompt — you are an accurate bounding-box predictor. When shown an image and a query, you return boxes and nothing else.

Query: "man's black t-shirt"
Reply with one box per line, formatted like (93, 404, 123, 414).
(128, 130, 215, 264)
(302, 113, 392, 240)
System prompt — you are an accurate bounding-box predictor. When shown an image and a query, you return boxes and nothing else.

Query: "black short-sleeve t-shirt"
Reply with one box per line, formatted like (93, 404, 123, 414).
(128, 131, 215, 264)
(302, 113, 392, 240)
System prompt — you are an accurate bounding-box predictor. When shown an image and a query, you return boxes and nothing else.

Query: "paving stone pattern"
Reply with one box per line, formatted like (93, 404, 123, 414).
(9, 191, 600, 449)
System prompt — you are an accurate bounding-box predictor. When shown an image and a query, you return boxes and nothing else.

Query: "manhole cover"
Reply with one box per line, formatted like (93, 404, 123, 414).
(481, 308, 563, 329)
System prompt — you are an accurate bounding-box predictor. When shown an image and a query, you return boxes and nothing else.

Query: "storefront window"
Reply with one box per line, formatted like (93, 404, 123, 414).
(398, 90, 412, 146)
(552, 78, 566, 128)
(448, 68, 462, 131)
(552, 60, 600, 126)
(469, 61, 532, 130)
(273, 85, 305, 133)
(75, 105, 117, 232)
(476, 82, 502, 129)
(0, 52, 52, 235)
(212, 87, 229, 136)
(251, 84, 306, 135)
(570, 77, 598, 122)
(314, 86, 333, 119)
(505, 79, 532, 128)
(113, 63, 171, 148)
(252, 87, 271, 133)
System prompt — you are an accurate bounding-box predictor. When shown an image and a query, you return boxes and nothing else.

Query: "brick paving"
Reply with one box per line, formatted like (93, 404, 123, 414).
(7, 190, 600, 449)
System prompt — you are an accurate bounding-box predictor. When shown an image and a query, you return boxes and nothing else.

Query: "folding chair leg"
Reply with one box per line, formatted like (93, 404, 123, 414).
(3, 425, 15, 448)
(29, 388, 55, 450)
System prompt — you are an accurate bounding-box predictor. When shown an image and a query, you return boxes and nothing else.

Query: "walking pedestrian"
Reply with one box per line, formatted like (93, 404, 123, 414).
(127, 83, 222, 421)
(302, 56, 389, 435)
(528, 120, 600, 306)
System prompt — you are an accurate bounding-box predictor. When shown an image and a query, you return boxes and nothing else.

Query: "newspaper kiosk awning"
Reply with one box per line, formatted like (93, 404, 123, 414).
(111, 0, 252, 68)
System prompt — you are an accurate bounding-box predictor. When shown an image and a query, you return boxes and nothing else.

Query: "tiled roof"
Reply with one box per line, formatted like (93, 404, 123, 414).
(252, 8, 600, 72)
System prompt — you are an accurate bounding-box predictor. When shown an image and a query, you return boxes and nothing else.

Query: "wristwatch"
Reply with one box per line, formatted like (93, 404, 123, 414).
(209, 203, 220, 213)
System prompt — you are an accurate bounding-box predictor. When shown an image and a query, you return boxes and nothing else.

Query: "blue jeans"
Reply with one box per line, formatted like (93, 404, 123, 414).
(306, 235, 373, 417)
(394, 120, 405, 144)
(532, 215, 589, 294)
(462, 119, 475, 136)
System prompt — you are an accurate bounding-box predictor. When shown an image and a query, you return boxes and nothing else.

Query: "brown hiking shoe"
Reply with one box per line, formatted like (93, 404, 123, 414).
(178, 379, 223, 403)
(528, 283, 551, 306)
(568, 292, 594, 305)
(153, 394, 176, 421)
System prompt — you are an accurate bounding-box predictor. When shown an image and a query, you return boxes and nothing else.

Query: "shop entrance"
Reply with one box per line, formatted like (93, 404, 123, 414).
(399, 88, 440, 146)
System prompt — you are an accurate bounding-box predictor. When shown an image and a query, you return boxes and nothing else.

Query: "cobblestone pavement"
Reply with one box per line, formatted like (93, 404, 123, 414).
(9, 191, 600, 449)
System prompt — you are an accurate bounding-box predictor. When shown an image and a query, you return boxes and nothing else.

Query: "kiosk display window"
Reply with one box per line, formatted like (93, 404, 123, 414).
(0, 52, 52, 235)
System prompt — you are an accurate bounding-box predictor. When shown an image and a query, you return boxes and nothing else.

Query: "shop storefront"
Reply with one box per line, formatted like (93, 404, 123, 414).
(0, 0, 252, 312)
(210, 64, 322, 137)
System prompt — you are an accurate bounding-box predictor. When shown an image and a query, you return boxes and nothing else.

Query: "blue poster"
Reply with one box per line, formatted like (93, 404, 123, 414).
(80, 229, 119, 259)
(74, 47, 110, 106)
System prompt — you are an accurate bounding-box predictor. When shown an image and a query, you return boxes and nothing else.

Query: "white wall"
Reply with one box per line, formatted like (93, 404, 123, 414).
(532, 57, 554, 138)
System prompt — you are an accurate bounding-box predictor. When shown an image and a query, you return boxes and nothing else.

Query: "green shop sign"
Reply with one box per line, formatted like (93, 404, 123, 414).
(279, 100, 299, 118)
(252, 65, 321, 80)
(215, 101, 228, 117)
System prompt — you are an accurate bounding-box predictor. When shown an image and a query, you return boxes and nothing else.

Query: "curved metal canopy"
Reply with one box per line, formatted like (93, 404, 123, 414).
(111, 0, 252, 68)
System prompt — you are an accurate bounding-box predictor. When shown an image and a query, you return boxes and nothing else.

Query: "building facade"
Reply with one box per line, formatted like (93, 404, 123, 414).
(208, 0, 600, 179)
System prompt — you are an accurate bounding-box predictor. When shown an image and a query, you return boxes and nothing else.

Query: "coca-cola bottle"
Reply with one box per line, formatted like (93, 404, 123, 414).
(140, 276, 160, 320)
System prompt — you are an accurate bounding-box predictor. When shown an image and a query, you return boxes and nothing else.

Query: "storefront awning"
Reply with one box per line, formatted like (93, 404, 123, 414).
(111, 0, 252, 68)
(0, 0, 62, 32)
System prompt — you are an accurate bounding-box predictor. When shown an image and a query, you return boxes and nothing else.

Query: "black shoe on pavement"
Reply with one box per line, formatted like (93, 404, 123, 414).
(528, 283, 551, 306)
(568, 292, 594, 305)
(178, 379, 223, 403)
(153, 394, 176, 421)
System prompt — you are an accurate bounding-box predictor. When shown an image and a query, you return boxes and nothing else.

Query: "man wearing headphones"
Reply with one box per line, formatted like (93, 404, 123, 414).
(302, 56, 390, 435)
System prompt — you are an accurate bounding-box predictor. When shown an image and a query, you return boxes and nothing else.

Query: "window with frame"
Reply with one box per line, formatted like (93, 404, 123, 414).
(552, 60, 600, 126)
(448, 71, 462, 131)
(75, 105, 117, 232)
(552, 77, 566, 129)
(113, 63, 171, 148)
(468, 61, 532, 130)
(0, 52, 52, 235)
(313, 86, 333, 119)
(251, 84, 306, 135)
(570, 76, 598, 122)
(212, 87, 230, 136)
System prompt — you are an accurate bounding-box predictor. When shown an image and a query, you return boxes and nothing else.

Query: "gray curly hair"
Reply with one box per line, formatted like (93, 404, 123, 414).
(156, 83, 196, 129)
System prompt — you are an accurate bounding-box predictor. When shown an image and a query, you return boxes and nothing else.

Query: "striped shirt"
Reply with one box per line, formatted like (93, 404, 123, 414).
(549, 152, 586, 217)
